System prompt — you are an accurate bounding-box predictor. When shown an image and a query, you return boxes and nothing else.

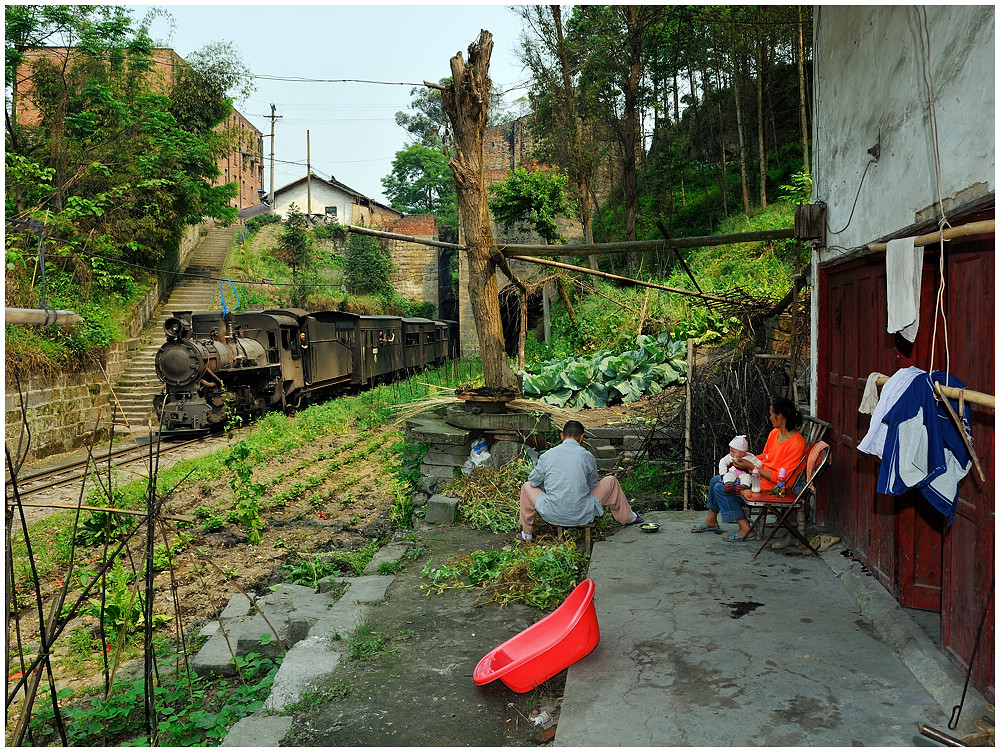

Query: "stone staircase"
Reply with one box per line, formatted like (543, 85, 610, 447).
(110, 226, 236, 434)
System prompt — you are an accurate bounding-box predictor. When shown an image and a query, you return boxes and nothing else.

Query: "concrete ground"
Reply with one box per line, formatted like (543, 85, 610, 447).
(555, 510, 991, 747)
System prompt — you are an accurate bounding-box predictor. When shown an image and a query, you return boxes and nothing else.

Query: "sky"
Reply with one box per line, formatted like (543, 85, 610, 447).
(133, 3, 530, 204)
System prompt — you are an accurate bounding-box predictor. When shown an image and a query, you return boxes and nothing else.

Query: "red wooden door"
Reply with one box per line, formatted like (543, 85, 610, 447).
(940, 239, 995, 700)
(817, 222, 994, 701)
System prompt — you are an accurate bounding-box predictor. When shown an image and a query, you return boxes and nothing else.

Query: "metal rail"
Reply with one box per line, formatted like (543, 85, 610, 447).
(5, 438, 202, 501)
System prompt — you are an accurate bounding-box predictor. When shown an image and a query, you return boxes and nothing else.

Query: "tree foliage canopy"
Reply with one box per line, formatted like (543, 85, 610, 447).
(488, 166, 574, 245)
(4, 4, 253, 372)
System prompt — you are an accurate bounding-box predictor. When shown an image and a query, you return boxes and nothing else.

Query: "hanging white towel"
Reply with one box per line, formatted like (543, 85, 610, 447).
(858, 371, 888, 414)
(857, 366, 924, 459)
(886, 236, 921, 342)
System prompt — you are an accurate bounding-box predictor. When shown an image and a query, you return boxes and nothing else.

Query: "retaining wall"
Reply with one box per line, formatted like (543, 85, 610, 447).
(5, 223, 206, 461)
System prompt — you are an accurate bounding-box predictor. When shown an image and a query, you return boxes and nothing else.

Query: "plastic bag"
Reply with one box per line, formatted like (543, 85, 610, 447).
(462, 438, 492, 475)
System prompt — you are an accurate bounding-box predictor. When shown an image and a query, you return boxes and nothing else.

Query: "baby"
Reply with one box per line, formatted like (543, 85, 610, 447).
(718, 435, 762, 494)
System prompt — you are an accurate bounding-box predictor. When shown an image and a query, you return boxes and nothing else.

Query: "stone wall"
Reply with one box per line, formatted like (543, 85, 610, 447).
(5, 222, 207, 461)
(386, 215, 439, 309)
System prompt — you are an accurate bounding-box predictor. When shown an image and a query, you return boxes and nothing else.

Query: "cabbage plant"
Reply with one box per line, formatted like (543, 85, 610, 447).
(519, 333, 687, 410)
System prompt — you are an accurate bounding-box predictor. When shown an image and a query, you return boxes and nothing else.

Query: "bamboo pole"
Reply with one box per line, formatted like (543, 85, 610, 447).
(5, 308, 81, 325)
(874, 376, 994, 409)
(508, 255, 738, 304)
(343, 224, 797, 258)
(866, 220, 994, 252)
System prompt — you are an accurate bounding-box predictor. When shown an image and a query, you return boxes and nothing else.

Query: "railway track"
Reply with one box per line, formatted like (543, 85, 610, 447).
(5, 437, 203, 503)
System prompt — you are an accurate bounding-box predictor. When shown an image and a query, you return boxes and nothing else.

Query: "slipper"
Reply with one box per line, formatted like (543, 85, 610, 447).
(624, 513, 644, 526)
(808, 534, 841, 553)
(722, 531, 757, 542)
(690, 523, 722, 533)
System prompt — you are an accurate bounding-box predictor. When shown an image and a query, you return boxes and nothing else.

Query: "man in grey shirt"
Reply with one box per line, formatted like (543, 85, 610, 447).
(517, 420, 642, 542)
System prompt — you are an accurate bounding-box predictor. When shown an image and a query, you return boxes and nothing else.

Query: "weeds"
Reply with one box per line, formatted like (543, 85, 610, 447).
(421, 540, 585, 609)
(283, 554, 342, 588)
(348, 621, 387, 660)
(445, 459, 533, 534)
(27, 649, 279, 746)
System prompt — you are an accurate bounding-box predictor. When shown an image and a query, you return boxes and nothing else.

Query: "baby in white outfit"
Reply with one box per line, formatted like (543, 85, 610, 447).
(718, 435, 763, 494)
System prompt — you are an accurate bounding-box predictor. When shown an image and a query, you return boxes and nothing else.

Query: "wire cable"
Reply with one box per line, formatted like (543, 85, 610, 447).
(826, 157, 875, 235)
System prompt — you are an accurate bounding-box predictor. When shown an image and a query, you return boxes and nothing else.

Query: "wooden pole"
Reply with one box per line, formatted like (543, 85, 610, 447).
(542, 284, 551, 345)
(508, 254, 738, 304)
(787, 272, 799, 401)
(500, 228, 795, 257)
(5, 308, 81, 325)
(346, 224, 465, 250)
(684, 338, 694, 511)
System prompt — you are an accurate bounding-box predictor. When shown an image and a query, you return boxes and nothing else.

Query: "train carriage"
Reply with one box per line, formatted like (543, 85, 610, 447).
(357, 315, 404, 385)
(154, 307, 454, 435)
(402, 317, 431, 372)
(434, 321, 449, 365)
(441, 320, 460, 360)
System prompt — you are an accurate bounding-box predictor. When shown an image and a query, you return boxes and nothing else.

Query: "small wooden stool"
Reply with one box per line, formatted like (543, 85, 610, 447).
(552, 524, 594, 555)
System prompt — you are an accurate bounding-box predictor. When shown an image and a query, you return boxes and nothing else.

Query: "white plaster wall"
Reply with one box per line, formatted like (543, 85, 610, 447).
(809, 5, 995, 413)
(275, 182, 353, 223)
(813, 5, 994, 255)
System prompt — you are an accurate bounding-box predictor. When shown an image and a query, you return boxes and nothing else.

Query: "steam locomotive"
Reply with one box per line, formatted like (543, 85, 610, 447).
(153, 308, 459, 434)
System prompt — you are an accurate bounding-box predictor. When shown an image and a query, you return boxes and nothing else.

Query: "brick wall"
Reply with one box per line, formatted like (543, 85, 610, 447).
(483, 116, 536, 186)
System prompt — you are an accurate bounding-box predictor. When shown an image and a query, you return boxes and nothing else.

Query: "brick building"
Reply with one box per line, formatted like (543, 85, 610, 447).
(12, 47, 264, 215)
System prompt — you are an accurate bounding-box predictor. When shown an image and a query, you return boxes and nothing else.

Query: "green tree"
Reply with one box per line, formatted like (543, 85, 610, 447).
(4, 5, 249, 374)
(344, 232, 392, 297)
(569, 5, 668, 252)
(488, 166, 573, 245)
(276, 204, 313, 307)
(394, 79, 452, 153)
(381, 142, 457, 235)
(517, 5, 601, 255)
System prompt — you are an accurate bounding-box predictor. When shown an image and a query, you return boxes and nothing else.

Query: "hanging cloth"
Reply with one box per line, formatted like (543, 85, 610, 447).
(886, 236, 922, 342)
(859, 371, 889, 414)
(877, 371, 973, 525)
(857, 366, 924, 459)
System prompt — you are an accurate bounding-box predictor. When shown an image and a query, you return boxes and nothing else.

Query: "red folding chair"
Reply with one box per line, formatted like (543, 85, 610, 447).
(741, 441, 831, 558)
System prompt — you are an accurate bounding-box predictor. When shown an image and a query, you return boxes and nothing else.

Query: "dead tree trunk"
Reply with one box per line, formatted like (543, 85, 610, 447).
(439, 31, 519, 391)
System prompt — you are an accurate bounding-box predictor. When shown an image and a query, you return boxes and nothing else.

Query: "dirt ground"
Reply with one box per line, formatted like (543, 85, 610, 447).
(7, 393, 675, 744)
(284, 523, 572, 747)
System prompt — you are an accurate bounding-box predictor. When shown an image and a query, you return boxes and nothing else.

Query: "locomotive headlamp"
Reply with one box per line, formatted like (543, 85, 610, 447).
(164, 317, 191, 341)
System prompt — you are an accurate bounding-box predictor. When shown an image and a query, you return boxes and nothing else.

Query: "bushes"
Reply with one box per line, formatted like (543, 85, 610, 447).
(244, 213, 281, 234)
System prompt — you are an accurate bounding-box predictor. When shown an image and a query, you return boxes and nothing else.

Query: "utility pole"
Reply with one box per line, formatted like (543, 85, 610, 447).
(306, 129, 311, 223)
(265, 104, 282, 209)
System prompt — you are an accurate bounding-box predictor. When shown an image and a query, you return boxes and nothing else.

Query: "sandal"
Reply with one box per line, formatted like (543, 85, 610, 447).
(722, 531, 757, 542)
(690, 523, 722, 534)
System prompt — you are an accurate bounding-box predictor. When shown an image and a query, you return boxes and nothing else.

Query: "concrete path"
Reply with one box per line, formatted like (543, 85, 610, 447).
(555, 510, 990, 747)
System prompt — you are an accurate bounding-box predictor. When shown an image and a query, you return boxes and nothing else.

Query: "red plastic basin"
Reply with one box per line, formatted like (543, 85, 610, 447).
(473, 578, 600, 693)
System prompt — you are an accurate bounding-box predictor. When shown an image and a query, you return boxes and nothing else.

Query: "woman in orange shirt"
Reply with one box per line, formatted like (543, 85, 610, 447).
(691, 397, 807, 542)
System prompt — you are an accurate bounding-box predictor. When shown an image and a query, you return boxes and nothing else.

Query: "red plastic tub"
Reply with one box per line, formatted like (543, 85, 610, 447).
(473, 578, 600, 693)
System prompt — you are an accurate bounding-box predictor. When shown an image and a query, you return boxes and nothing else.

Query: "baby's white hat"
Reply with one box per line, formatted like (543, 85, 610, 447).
(729, 435, 749, 451)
